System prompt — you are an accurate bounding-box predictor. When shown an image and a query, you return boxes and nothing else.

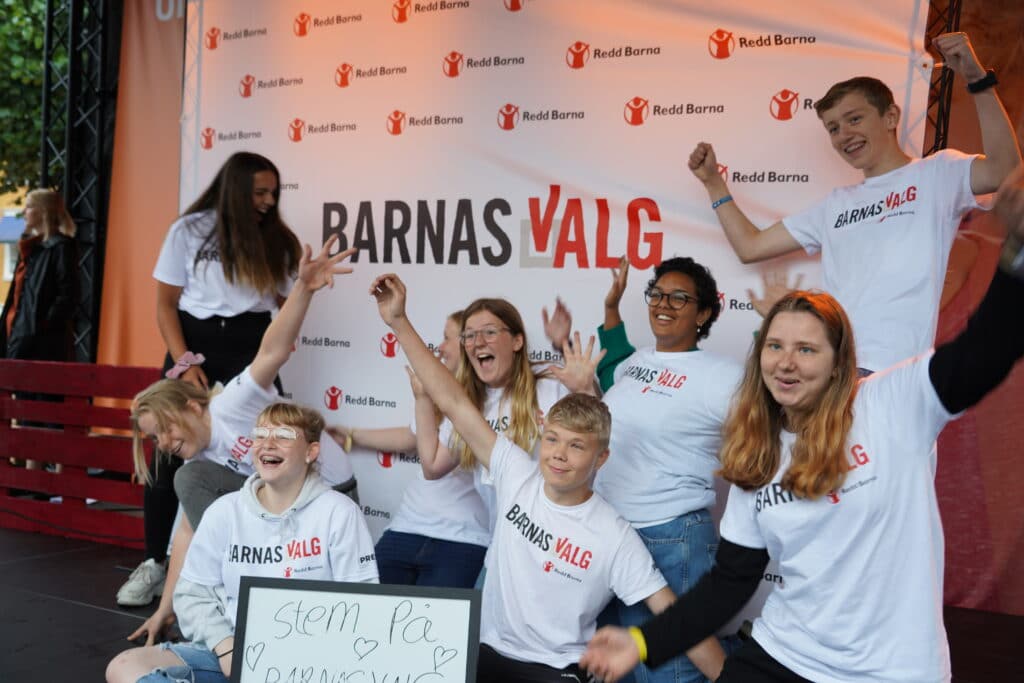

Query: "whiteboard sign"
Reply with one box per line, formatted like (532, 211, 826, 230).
(231, 578, 480, 683)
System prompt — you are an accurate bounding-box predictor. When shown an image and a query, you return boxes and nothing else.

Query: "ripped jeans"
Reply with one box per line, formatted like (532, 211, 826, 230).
(137, 641, 228, 683)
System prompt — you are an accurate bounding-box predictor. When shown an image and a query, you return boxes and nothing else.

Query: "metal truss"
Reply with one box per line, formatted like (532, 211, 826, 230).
(40, 0, 123, 362)
(925, 0, 963, 154)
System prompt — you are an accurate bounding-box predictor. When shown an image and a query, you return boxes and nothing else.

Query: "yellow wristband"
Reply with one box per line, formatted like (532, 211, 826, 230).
(628, 626, 648, 663)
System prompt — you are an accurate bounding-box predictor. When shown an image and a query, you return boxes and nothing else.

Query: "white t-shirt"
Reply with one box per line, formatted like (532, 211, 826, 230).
(439, 375, 569, 531)
(782, 150, 979, 371)
(720, 355, 954, 682)
(388, 460, 491, 547)
(481, 435, 667, 669)
(596, 348, 742, 526)
(153, 209, 292, 319)
(391, 418, 491, 547)
(193, 367, 353, 486)
(181, 474, 379, 628)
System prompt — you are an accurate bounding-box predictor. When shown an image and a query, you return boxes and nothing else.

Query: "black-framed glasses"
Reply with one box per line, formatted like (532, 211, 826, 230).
(644, 288, 695, 310)
(460, 327, 510, 346)
(251, 426, 298, 442)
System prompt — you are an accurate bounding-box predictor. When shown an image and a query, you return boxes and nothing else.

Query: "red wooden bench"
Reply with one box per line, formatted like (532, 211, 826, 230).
(0, 359, 161, 549)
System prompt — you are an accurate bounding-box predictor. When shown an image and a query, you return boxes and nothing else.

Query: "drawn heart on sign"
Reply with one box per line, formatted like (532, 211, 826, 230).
(353, 637, 379, 660)
(245, 642, 266, 671)
(433, 646, 458, 671)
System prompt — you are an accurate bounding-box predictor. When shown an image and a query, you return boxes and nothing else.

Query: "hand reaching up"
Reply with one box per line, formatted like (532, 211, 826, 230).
(605, 255, 630, 311)
(543, 298, 573, 351)
(688, 142, 721, 185)
(369, 273, 408, 327)
(549, 331, 606, 396)
(933, 32, 986, 83)
(297, 235, 357, 292)
(747, 270, 804, 318)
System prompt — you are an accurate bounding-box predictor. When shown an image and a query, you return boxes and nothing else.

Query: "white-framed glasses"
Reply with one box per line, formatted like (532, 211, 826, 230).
(460, 326, 510, 346)
(251, 426, 298, 442)
(644, 288, 695, 310)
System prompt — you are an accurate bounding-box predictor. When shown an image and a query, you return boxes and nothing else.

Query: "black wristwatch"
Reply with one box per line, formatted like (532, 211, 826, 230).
(967, 69, 998, 94)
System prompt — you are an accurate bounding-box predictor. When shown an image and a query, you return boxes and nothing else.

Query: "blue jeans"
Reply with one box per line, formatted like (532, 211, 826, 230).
(375, 530, 486, 587)
(138, 642, 228, 683)
(618, 509, 719, 683)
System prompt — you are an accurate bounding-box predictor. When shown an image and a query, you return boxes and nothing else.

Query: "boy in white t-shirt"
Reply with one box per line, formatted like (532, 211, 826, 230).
(369, 273, 726, 683)
(688, 32, 1020, 371)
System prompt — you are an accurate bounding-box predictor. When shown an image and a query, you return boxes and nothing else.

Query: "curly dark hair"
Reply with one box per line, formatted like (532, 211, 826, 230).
(646, 257, 722, 341)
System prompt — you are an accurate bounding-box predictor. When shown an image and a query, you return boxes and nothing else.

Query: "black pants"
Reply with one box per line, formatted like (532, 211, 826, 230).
(144, 309, 276, 562)
(718, 639, 811, 683)
(476, 644, 593, 683)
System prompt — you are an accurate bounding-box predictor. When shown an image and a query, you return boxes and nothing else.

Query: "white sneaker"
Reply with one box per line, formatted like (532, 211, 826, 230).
(116, 558, 166, 606)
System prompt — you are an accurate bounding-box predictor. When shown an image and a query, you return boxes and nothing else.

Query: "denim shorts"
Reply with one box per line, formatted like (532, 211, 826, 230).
(136, 641, 229, 683)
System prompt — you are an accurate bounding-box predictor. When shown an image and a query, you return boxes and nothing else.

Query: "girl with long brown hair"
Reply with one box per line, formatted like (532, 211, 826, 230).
(327, 309, 493, 588)
(582, 167, 1024, 682)
(416, 298, 569, 535)
(118, 153, 301, 615)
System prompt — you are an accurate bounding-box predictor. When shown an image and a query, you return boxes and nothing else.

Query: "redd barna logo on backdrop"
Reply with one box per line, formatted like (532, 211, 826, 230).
(566, 40, 660, 69)
(203, 23, 267, 50)
(707, 26, 817, 60)
(323, 385, 398, 410)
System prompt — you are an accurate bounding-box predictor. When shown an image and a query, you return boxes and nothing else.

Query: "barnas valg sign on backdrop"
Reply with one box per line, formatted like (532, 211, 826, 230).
(180, 0, 931, 623)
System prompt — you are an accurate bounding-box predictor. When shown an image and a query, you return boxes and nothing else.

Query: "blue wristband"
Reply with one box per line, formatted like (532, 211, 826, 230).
(711, 194, 733, 210)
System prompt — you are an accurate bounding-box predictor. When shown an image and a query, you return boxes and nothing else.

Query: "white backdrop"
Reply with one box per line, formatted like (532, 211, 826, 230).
(180, 0, 932, 619)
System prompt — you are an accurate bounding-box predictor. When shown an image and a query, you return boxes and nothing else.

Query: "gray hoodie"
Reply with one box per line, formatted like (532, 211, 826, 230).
(173, 472, 333, 650)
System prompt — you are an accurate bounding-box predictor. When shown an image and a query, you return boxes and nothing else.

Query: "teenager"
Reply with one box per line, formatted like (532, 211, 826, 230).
(119, 152, 302, 609)
(570, 255, 739, 683)
(688, 32, 1020, 372)
(369, 273, 725, 683)
(106, 402, 378, 683)
(580, 166, 1024, 682)
(328, 310, 492, 588)
(124, 236, 356, 645)
(415, 298, 570, 533)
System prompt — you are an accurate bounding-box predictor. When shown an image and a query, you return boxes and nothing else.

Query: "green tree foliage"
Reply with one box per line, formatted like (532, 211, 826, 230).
(0, 0, 47, 196)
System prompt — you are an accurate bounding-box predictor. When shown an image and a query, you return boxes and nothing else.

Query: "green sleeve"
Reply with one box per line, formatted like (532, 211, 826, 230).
(596, 322, 636, 392)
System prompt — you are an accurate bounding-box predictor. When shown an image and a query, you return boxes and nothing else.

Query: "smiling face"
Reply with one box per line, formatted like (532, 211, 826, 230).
(252, 420, 318, 488)
(538, 421, 609, 504)
(647, 271, 709, 352)
(462, 309, 523, 388)
(760, 311, 837, 424)
(819, 91, 901, 177)
(438, 317, 462, 369)
(135, 404, 210, 461)
(252, 170, 278, 217)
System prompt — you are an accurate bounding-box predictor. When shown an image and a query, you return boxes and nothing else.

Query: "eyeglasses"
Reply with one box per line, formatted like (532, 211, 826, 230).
(460, 327, 510, 346)
(644, 288, 695, 310)
(251, 426, 298, 442)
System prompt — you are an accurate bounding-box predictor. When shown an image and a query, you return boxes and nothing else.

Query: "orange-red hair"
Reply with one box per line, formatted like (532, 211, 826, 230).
(719, 291, 858, 499)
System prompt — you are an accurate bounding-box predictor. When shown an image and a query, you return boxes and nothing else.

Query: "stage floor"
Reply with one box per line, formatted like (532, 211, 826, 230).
(0, 527, 1019, 681)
